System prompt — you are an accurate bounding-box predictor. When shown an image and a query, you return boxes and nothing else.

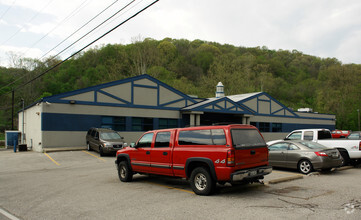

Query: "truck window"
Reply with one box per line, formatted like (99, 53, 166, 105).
(304, 131, 313, 140)
(178, 130, 212, 145)
(318, 130, 332, 139)
(137, 133, 154, 148)
(154, 132, 171, 148)
(287, 131, 301, 140)
(211, 129, 226, 145)
(178, 129, 226, 145)
(231, 129, 266, 149)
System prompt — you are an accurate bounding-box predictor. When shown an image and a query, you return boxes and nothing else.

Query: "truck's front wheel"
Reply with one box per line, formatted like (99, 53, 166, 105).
(118, 161, 133, 182)
(190, 167, 215, 195)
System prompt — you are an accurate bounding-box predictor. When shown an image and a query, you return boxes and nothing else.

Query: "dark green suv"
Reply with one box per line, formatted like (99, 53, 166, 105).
(86, 128, 125, 156)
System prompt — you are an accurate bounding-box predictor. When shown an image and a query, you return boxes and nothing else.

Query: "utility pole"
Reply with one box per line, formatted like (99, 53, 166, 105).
(357, 109, 360, 131)
(21, 98, 24, 144)
(11, 90, 14, 130)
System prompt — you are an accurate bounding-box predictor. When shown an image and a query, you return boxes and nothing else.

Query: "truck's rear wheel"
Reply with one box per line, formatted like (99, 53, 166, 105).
(190, 167, 215, 195)
(118, 161, 133, 182)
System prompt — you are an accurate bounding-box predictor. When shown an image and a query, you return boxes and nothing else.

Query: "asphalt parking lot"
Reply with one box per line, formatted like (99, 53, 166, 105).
(0, 149, 360, 220)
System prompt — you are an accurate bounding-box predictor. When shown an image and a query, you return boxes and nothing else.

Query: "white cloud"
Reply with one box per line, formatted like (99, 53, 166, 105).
(1, 0, 361, 65)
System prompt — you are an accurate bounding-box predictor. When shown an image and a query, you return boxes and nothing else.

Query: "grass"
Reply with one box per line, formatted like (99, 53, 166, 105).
(0, 133, 4, 148)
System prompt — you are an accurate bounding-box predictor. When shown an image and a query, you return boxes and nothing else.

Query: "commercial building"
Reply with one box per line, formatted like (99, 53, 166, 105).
(18, 74, 335, 152)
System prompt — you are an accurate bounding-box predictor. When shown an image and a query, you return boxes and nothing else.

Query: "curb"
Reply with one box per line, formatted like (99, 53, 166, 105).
(336, 166, 353, 171)
(43, 147, 87, 153)
(267, 175, 303, 184)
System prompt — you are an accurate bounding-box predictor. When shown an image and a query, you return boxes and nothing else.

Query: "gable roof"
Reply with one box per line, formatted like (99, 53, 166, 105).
(182, 97, 253, 114)
(228, 92, 298, 117)
(41, 74, 198, 110)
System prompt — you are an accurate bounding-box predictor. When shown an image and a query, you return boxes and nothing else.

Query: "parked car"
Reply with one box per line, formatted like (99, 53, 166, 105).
(269, 129, 361, 165)
(331, 130, 351, 138)
(115, 125, 272, 195)
(347, 131, 361, 140)
(86, 128, 125, 156)
(267, 140, 343, 174)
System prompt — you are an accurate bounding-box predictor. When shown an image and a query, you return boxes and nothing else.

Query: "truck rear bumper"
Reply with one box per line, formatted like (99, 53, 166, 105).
(231, 166, 272, 182)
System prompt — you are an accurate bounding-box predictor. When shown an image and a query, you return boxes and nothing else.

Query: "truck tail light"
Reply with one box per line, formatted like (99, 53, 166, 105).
(359, 141, 361, 151)
(315, 151, 328, 157)
(227, 150, 235, 166)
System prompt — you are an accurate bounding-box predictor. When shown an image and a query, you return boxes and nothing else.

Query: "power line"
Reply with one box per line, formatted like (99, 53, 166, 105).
(40, 0, 119, 60)
(24, 0, 92, 56)
(0, 0, 16, 20)
(0, 0, 135, 93)
(45, 0, 137, 63)
(15, 0, 159, 90)
(0, 0, 55, 47)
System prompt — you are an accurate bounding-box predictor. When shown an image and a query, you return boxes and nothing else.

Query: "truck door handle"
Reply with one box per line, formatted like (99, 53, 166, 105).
(250, 150, 256, 155)
(163, 152, 168, 156)
(146, 151, 150, 155)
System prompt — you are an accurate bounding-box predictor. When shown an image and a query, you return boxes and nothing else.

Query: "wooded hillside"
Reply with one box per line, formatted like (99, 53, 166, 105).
(1, 38, 360, 131)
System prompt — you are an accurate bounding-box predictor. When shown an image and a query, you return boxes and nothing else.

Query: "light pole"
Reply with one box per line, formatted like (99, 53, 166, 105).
(357, 109, 360, 131)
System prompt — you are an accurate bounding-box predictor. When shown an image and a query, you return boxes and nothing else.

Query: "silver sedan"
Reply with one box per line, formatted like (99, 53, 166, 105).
(267, 140, 343, 174)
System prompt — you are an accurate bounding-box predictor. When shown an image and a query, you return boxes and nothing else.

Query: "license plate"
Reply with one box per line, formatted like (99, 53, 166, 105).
(250, 170, 257, 176)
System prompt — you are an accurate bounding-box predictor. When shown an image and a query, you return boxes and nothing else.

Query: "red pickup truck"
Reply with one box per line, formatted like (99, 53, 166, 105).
(115, 124, 272, 195)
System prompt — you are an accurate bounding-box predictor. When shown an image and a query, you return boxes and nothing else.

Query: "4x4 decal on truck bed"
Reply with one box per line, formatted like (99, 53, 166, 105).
(214, 159, 226, 164)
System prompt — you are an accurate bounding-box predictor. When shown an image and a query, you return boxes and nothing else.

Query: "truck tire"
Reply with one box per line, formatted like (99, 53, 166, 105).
(298, 160, 313, 174)
(118, 161, 133, 182)
(190, 167, 216, 196)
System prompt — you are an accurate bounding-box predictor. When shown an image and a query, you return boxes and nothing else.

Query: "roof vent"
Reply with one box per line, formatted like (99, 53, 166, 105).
(216, 82, 224, 98)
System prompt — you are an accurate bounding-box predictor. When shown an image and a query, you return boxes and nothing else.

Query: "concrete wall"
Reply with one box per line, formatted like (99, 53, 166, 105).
(18, 103, 43, 152)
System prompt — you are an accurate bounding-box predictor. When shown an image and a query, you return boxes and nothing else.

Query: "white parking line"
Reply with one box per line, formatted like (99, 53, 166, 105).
(0, 208, 20, 220)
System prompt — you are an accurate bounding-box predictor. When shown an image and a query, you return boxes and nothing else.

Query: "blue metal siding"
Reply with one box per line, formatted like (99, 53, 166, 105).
(42, 113, 101, 131)
(281, 123, 335, 132)
(251, 122, 335, 133)
(41, 113, 183, 132)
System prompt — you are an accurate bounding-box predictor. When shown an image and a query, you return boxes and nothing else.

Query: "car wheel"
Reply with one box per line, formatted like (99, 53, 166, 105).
(190, 167, 215, 196)
(99, 146, 104, 156)
(87, 143, 92, 151)
(118, 161, 133, 182)
(298, 160, 313, 174)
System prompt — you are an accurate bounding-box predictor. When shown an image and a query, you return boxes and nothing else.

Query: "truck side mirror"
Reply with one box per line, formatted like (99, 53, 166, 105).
(130, 142, 137, 148)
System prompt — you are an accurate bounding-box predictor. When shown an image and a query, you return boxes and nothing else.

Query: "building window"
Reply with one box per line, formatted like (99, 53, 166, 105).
(101, 116, 126, 131)
(132, 117, 154, 131)
(272, 123, 282, 132)
(159, 119, 178, 129)
(259, 122, 270, 132)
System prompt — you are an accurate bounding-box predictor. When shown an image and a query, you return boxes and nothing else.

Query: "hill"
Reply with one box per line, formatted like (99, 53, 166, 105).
(0, 38, 360, 130)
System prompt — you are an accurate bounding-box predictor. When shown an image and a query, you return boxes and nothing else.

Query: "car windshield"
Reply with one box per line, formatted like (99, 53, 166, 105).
(100, 132, 121, 140)
(299, 141, 326, 149)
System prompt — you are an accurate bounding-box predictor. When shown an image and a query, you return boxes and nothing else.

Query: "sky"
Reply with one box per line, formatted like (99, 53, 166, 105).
(1, 0, 361, 67)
